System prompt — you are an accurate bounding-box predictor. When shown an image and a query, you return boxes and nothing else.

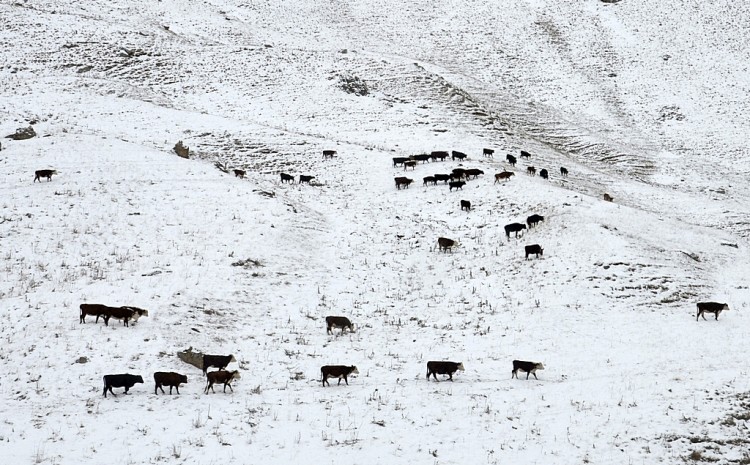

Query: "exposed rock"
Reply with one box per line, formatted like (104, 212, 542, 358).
(5, 126, 36, 140)
(177, 347, 204, 370)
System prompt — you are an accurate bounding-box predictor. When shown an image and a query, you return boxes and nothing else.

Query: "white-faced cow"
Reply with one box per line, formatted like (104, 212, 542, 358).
(426, 361, 465, 381)
(504, 223, 526, 239)
(696, 302, 730, 321)
(154, 372, 188, 395)
(321, 365, 359, 387)
(103, 374, 144, 397)
(525, 244, 543, 259)
(512, 360, 544, 380)
(326, 316, 354, 334)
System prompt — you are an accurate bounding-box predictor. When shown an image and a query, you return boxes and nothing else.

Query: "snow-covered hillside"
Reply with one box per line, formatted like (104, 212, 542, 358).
(1, 0, 749, 464)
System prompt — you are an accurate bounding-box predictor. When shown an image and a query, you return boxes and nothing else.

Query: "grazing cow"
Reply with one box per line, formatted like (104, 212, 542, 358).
(321, 365, 359, 387)
(153, 372, 188, 395)
(494, 171, 514, 183)
(202, 354, 237, 375)
(204, 370, 241, 394)
(411, 154, 431, 163)
(423, 176, 437, 186)
(696, 302, 730, 321)
(560, 167, 568, 176)
(526, 214, 545, 228)
(233, 169, 246, 179)
(34, 169, 57, 182)
(603, 193, 614, 202)
(506, 154, 517, 166)
(395, 177, 413, 190)
(483, 148, 494, 158)
(539, 169, 548, 180)
(512, 360, 544, 380)
(464, 168, 484, 179)
(504, 222, 527, 238)
(426, 361, 465, 382)
(437, 237, 458, 253)
(326, 316, 354, 334)
(430, 151, 449, 162)
(280, 172, 295, 184)
(299, 175, 315, 184)
(524, 244, 544, 259)
(527, 166, 536, 176)
(392, 157, 409, 167)
(103, 374, 144, 397)
(109, 306, 149, 327)
(323, 150, 337, 159)
(434, 174, 451, 183)
(404, 160, 417, 170)
(449, 181, 465, 191)
(520, 150, 531, 159)
(451, 151, 468, 161)
(461, 200, 471, 212)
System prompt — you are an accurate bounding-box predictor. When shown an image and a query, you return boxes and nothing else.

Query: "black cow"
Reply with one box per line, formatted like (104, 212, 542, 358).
(539, 169, 548, 180)
(451, 151, 468, 161)
(34, 169, 57, 182)
(326, 316, 354, 334)
(434, 174, 451, 183)
(404, 160, 417, 170)
(430, 151, 449, 161)
(525, 244, 543, 259)
(323, 150, 337, 159)
(321, 365, 359, 387)
(504, 223, 526, 238)
(395, 177, 413, 189)
(80, 303, 113, 325)
(526, 214, 545, 228)
(527, 166, 536, 176)
(506, 154, 517, 166)
(411, 154, 431, 163)
(280, 172, 295, 184)
(205, 370, 240, 394)
(451, 168, 466, 178)
(464, 169, 484, 179)
(512, 360, 544, 380)
(103, 374, 144, 397)
(154, 372, 188, 395)
(233, 169, 246, 179)
(449, 181, 465, 191)
(461, 200, 471, 212)
(483, 148, 494, 158)
(696, 302, 730, 321)
(202, 354, 236, 375)
(437, 237, 457, 253)
(603, 193, 614, 202)
(423, 176, 437, 186)
(560, 167, 568, 177)
(110, 306, 149, 327)
(393, 157, 409, 167)
(520, 150, 531, 159)
(299, 175, 315, 184)
(426, 361, 465, 381)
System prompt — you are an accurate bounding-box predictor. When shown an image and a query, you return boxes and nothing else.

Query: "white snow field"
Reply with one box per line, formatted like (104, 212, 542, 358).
(1, 0, 749, 463)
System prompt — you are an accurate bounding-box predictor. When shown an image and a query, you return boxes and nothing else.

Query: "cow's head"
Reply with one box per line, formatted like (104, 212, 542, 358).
(350, 366, 360, 375)
(456, 363, 465, 371)
(135, 376, 145, 384)
(535, 363, 545, 370)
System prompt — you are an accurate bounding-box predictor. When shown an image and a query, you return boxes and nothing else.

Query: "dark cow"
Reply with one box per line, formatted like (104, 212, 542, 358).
(504, 222, 527, 238)
(393, 157, 409, 167)
(423, 176, 437, 186)
(525, 244, 543, 259)
(426, 361, 465, 381)
(430, 151, 449, 161)
(154, 372, 188, 395)
(539, 169, 548, 180)
(449, 181, 465, 191)
(696, 302, 730, 321)
(321, 365, 359, 387)
(205, 370, 241, 394)
(280, 172, 295, 184)
(506, 154, 517, 166)
(483, 148, 494, 158)
(110, 306, 149, 327)
(395, 177, 413, 190)
(326, 316, 354, 334)
(434, 174, 451, 183)
(526, 214, 545, 228)
(202, 354, 236, 375)
(560, 167, 568, 177)
(451, 151, 468, 161)
(403, 160, 417, 170)
(411, 154, 431, 163)
(437, 237, 458, 253)
(103, 374, 144, 397)
(520, 150, 531, 159)
(461, 200, 471, 212)
(451, 168, 466, 179)
(233, 169, 246, 179)
(603, 193, 614, 202)
(34, 169, 57, 182)
(322, 150, 337, 159)
(494, 171, 514, 183)
(464, 169, 484, 179)
(299, 175, 315, 184)
(512, 360, 544, 380)
(80, 303, 113, 325)
(527, 166, 536, 176)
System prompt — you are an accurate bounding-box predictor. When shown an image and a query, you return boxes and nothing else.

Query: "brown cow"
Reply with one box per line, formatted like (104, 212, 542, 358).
(154, 372, 188, 395)
(494, 171, 515, 183)
(321, 365, 359, 387)
(204, 370, 240, 394)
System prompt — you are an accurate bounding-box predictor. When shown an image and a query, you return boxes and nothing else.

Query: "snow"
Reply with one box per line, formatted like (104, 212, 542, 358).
(1, 0, 749, 463)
